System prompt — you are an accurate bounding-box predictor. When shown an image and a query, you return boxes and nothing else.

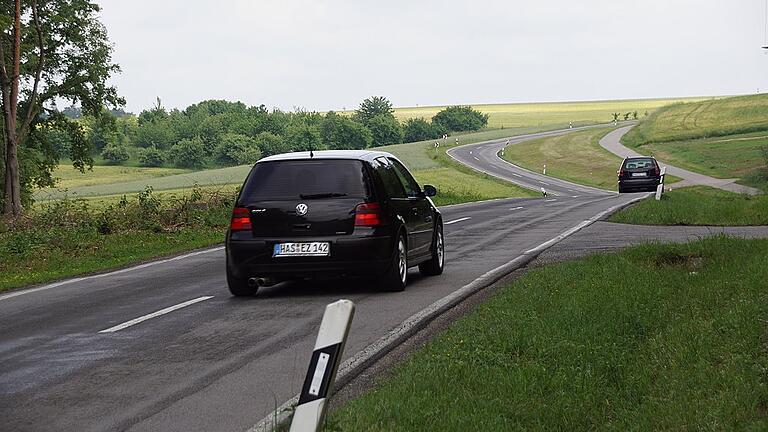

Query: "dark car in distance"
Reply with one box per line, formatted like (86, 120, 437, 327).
(225, 150, 444, 296)
(617, 157, 662, 193)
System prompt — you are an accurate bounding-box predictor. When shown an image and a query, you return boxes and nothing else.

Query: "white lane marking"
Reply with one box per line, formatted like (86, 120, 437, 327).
(0, 247, 225, 302)
(539, 181, 549, 185)
(444, 217, 471, 225)
(469, 151, 472, 154)
(510, 206, 524, 210)
(572, 195, 580, 198)
(511, 173, 522, 177)
(473, 156, 480, 161)
(98, 296, 214, 333)
(545, 199, 557, 202)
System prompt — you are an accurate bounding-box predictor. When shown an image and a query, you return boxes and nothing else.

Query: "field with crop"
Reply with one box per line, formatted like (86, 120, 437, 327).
(392, 96, 709, 129)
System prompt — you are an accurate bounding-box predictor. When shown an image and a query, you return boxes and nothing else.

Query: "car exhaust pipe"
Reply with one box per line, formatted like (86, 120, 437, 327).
(249, 277, 276, 288)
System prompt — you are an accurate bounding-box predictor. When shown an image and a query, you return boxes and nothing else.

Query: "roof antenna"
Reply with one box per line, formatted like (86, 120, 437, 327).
(309, 140, 314, 158)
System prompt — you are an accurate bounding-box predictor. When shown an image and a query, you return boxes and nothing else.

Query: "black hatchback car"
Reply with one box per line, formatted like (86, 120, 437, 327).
(617, 157, 662, 193)
(225, 150, 444, 296)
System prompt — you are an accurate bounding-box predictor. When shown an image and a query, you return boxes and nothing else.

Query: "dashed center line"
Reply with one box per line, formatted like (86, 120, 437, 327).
(545, 199, 557, 202)
(511, 173, 522, 177)
(473, 156, 480, 161)
(539, 181, 549, 185)
(444, 217, 471, 225)
(510, 206, 524, 210)
(572, 195, 580, 198)
(98, 296, 214, 333)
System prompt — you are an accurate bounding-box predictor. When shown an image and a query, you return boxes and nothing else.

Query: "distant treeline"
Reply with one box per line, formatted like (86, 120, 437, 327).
(53, 96, 489, 169)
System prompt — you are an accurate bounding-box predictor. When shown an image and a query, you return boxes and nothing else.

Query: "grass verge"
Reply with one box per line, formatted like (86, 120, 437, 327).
(330, 236, 768, 430)
(609, 186, 768, 226)
(0, 187, 232, 292)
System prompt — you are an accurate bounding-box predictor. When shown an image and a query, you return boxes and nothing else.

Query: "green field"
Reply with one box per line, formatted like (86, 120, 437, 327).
(49, 164, 190, 189)
(623, 94, 768, 146)
(393, 97, 709, 129)
(610, 186, 768, 226)
(330, 236, 768, 430)
(500, 126, 623, 190)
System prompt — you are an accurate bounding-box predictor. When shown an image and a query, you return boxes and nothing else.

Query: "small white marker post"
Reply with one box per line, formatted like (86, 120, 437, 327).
(541, 187, 548, 197)
(289, 300, 355, 432)
(655, 166, 666, 201)
(543, 164, 547, 175)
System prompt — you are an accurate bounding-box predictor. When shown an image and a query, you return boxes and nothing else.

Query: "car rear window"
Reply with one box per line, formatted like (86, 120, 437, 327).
(623, 158, 656, 169)
(240, 160, 369, 202)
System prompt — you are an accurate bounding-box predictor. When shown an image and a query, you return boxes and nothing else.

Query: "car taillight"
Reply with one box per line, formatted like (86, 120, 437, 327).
(354, 202, 385, 226)
(230, 207, 252, 231)
(619, 169, 626, 178)
(653, 166, 660, 176)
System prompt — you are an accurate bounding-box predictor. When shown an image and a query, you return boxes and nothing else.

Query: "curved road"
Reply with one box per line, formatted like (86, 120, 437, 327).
(1, 127, 646, 432)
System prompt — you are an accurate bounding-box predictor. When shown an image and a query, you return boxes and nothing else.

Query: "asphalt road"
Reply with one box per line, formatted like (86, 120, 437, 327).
(1, 127, 646, 432)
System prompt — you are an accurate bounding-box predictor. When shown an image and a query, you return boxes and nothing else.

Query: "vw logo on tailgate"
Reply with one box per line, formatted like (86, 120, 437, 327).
(296, 203, 308, 216)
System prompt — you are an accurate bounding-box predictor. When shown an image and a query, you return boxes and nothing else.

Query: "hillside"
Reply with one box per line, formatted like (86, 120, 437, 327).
(622, 93, 768, 146)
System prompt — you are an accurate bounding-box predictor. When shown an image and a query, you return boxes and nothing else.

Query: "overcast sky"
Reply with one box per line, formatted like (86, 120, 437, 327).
(97, 0, 768, 113)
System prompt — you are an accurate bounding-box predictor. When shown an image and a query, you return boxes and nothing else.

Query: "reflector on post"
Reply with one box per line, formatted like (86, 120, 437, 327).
(289, 299, 355, 432)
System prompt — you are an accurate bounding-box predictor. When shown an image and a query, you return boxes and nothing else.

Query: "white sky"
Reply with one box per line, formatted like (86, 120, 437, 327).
(97, 0, 768, 113)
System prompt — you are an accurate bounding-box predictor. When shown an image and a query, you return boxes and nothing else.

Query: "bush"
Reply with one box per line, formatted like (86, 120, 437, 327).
(432, 105, 489, 132)
(403, 118, 443, 143)
(367, 114, 403, 146)
(100, 143, 130, 164)
(169, 137, 207, 168)
(137, 146, 166, 167)
(135, 120, 176, 149)
(214, 133, 263, 165)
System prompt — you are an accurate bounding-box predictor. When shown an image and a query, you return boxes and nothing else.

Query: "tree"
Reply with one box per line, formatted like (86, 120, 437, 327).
(214, 133, 262, 166)
(632, 111, 638, 120)
(101, 143, 129, 164)
(355, 96, 394, 124)
(321, 112, 373, 150)
(367, 114, 403, 146)
(1, 0, 122, 218)
(254, 131, 290, 156)
(432, 106, 488, 133)
(403, 118, 442, 142)
(135, 120, 176, 149)
(168, 137, 207, 168)
(285, 123, 324, 152)
(85, 109, 119, 151)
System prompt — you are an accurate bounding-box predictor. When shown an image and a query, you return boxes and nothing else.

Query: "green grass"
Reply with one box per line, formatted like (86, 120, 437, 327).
(623, 94, 768, 146)
(413, 167, 537, 205)
(34, 164, 253, 201)
(610, 186, 768, 226)
(49, 164, 191, 189)
(330, 236, 768, 431)
(393, 97, 709, 129)
(639, 132, 768, 191)
(500, 126, 624, 190)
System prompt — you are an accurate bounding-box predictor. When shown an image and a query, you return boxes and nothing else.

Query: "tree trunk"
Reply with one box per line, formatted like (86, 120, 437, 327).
(1, 0, 22, 219)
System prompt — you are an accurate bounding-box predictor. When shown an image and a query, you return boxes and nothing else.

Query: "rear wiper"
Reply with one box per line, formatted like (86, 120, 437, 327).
(299, 192, 348, 199)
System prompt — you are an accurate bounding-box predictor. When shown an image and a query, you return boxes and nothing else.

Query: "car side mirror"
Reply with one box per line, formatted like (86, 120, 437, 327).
(422, 184, 437, 197)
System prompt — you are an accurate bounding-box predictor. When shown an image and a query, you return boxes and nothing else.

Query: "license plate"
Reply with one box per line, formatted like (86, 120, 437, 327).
(632, 172, 648, 177)
(273, 242, 330, 257)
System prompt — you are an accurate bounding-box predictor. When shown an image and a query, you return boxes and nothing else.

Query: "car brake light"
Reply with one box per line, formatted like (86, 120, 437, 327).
(619, 169, 626, 177)
(230, 207, 252, 231)
(355, 202, 385, 226)
(654, 166, 660, 176)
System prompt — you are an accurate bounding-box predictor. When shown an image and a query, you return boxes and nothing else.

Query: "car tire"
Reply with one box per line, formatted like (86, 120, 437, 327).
(618, 185, 625, 194)
(227, 268, 257, 297)
(380, 234, 407, 292)
(419, 224, 444, 276)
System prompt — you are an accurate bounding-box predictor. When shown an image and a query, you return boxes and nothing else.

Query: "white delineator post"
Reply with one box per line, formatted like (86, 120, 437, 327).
(655, 166, 666, 201)
(543, 164, 547, 175)
(289, 300, 355, 432)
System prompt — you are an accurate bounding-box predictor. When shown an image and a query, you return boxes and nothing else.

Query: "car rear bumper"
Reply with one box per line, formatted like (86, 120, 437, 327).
(226, 234, 393, 280)
(619, 177, 660, 191)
